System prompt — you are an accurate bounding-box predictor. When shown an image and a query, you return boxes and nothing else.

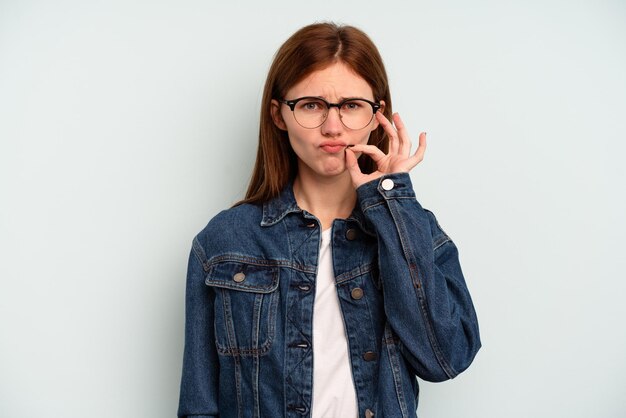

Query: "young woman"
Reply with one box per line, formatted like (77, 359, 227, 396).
(178, 23, 480, 418)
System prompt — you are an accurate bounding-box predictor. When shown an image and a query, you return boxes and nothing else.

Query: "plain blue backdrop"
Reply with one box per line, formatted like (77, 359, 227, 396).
(1, 1, 625, 416)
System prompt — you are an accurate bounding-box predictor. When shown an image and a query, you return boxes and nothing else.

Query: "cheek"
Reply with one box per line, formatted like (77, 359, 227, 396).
(286, 131, 311, 158)
(359, 132, 373, 145)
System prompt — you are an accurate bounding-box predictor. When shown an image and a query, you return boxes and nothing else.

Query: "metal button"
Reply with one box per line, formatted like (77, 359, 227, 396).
(381, 178, 394, 190)
(351, 287, 364, 300)
(233, 272, 246, 283)
(345, 228, 358, 241)
(298, 284, 311, 292)
(288, 404, 307, 414)
(305, 222, 316, 228)
(363, 351, 377, 361)
(365, 409, 375, 418)
(289, 340, 310, 349)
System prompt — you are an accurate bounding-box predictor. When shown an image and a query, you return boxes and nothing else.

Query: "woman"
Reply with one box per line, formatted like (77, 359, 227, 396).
(178, 23, 480, 418)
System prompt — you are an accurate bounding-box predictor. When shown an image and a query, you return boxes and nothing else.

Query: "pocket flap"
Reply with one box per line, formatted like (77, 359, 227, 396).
(205, 262, 279, 293)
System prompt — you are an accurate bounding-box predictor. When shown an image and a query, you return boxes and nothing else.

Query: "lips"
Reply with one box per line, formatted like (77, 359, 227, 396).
(320, 141, 347, 154)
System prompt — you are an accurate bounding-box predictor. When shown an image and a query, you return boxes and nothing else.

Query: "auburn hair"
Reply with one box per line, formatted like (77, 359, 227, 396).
(236, 22, 392, 206)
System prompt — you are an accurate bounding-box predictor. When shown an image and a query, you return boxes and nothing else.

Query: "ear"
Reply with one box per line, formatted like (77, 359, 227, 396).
(370, 100, 385, 131)
(270, 99, 288, 131)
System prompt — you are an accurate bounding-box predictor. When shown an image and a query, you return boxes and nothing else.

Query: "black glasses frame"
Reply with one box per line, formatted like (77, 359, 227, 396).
(278, 96, 382, 129)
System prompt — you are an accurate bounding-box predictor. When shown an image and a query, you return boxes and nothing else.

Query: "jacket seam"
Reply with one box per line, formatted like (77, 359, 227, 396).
(204, 254, 317, 274)
(384, 323, 410, 418)
(386, 197, 458, 379)
(335, 263, 376, 284)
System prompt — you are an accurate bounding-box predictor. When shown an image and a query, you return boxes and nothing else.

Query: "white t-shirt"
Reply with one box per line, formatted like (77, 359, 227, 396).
(311, 228, 358, 418)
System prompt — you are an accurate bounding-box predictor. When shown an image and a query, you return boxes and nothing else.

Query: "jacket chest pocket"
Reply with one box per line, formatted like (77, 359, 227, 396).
(204, 261, 279, 357)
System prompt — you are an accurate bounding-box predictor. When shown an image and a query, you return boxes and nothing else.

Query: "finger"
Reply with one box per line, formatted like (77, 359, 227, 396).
(376, 111, 399, 156)
(393, 113, 412, 157)
(407, 132, 427, 166)
(346, 148, 380, 188)
(348, 144, 386, 163)
(345, 147, 364, 182)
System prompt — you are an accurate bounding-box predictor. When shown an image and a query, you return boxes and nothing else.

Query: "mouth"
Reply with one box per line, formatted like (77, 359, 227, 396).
(320, 141, 347, 154)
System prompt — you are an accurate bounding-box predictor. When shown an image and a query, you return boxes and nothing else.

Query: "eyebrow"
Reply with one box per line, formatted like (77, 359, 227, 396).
(310, 95, 373, 102)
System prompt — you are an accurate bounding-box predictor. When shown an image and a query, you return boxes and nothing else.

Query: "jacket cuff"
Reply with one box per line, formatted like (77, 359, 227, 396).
(356, 172, 416, 210)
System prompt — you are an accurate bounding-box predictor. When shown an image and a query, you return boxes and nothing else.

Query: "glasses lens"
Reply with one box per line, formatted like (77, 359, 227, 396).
(293, 98, 328, 128)
(339, 100, 375, 130)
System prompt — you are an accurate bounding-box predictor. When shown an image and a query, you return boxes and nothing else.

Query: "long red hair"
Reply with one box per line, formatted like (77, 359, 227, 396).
(236, 22, 392, 206)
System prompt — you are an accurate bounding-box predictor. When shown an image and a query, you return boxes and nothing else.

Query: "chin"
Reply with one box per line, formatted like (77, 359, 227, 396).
(320, 166, 348, 179)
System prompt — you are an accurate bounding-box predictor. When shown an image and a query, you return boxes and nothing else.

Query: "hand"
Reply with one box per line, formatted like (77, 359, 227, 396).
(345, 111, 427, 189)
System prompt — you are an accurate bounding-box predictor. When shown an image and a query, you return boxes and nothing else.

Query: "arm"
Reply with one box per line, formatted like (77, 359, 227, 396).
(347, 112, 480, 381)
(178, 236, 220, 417)
(356, 173, 481, 382)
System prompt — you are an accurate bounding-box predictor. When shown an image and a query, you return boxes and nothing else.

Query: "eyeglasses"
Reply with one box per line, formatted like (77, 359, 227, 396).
(278, 96, 381, 130)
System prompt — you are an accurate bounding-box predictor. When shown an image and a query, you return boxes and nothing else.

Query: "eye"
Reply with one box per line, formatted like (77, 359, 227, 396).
(297, 99, 325, 112)
(342, 100, 364, 111)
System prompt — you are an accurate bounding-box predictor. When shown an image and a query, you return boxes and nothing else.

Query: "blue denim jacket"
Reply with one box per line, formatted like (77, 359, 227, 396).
(178, 172, 481, 418)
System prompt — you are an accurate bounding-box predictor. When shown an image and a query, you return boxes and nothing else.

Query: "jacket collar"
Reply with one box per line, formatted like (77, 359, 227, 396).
(261, 180, 302, 227)
(260, 180, 374, 235)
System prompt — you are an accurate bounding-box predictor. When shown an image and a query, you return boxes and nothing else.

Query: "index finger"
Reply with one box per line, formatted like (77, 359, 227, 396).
(376, 111, 399, 155)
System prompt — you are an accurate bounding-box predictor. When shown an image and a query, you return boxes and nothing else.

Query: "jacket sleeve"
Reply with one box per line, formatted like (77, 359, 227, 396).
(356, 172, 481, 382)
(177, 236, 220, 418)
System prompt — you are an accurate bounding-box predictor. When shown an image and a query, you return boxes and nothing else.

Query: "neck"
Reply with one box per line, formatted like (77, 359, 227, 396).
(293, 168, 356, 231)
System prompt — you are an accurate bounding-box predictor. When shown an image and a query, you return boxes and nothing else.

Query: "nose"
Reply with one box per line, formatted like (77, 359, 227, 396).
(320, 107, 343, 136)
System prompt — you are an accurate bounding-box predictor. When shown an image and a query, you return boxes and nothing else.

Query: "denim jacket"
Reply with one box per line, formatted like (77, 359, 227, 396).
(178, 172, 481, 418)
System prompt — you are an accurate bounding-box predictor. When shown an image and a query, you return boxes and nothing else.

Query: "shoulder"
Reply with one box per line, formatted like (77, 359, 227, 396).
(204, 203, 262, 233)
(197, 202, 263, 241)
(191, 202, 265, 261)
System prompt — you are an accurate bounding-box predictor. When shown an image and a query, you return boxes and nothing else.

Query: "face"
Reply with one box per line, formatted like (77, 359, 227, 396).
(271, 62, 383, 179)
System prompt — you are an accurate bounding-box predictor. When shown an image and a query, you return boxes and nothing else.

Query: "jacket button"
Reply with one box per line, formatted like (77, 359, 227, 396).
(288, 404, 307, 414)
(345, 228, 358, 240)
(233, 272, 246, 283)
(381, 178, 394, 190)
(365, 409, 375, 418)
(290, 341, 309, 349)
(363, 351, 377, 361)
(351, 287, 364, 300)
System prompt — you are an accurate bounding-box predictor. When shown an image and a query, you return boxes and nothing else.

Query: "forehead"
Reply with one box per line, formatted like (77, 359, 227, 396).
(286, 62, 374, 99)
